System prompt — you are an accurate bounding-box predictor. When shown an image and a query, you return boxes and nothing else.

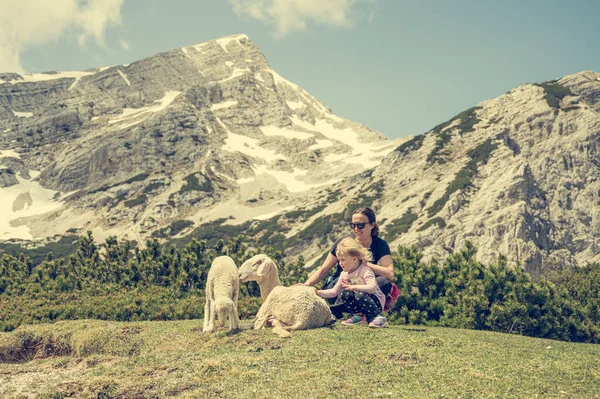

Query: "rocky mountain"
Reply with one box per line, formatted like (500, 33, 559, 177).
(2, 34, 599, 277)
(192, 70, 600, 278)
(365, 72, 600, 277)
(0, 34, 402, 248)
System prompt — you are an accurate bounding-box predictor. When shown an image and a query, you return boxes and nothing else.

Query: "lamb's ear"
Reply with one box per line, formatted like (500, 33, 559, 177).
(257, 258, 275, 276)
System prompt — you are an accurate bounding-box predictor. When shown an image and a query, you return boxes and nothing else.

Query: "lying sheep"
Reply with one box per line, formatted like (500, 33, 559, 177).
(203, 256, 241, 333)
(238, 254, 333, 338)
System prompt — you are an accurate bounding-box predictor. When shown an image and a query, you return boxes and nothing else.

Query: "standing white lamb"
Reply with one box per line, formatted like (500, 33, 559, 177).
(203, 256, 240, 333)
(238, 254, 333, 338)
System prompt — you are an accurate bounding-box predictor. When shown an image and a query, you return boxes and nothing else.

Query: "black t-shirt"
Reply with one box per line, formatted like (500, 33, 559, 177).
(329, 235, 391, 280)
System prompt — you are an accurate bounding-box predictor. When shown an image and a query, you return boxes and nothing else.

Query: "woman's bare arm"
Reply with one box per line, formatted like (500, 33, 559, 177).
(366, 254, 394, 281)
(303, 253, 338, 286)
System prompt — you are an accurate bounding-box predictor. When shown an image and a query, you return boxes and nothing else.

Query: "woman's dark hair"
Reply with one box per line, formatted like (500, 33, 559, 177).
(353, 207, 379, 237)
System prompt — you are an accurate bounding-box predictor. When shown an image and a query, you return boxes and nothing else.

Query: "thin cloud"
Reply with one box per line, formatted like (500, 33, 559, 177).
(0, 0, 124, 73)
(120, 39, 131, 51)
(229, 0, 377, 37)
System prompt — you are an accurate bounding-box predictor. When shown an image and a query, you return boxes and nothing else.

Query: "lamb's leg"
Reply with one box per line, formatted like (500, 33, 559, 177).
(232, 288, 240, 330)
(229, 307, 240, 331)
(231, 304, 240, 330)
(253, 307, 270, 330)
(282, 321, 305, 332)
(271, 319, 292, 338)
(205, 303, 217, 333)
(203, 282, 213, 333)
(203, 297, 212, 333)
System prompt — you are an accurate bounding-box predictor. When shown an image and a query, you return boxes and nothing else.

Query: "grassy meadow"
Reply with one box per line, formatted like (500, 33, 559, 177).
(1, 319, 598, 399)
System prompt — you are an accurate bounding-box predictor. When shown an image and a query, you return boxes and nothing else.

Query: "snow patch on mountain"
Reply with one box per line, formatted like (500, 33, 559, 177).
(286, 101, 305, 110)
(0, 150, 21, 159)
(211, 100, 238, 111)
(0, 172, 63, 240)
(216, 34, 249, 53)
(108, 91, 181, 126)
(291, 116, 392, 168)
(117, 69, 131, 86)
(12, 111, 33, 118)
(260, 125, 313, 140)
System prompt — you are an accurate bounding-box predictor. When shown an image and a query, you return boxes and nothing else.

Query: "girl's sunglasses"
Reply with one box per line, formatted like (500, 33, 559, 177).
(349, 222, 367, 229)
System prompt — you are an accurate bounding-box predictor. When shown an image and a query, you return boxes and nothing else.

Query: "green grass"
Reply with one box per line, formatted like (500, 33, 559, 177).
(0, 320, 598, 398)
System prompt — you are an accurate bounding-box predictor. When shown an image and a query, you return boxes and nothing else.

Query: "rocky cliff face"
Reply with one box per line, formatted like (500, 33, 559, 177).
(364, 72, 600, 276)
(0, 34, 401, 244)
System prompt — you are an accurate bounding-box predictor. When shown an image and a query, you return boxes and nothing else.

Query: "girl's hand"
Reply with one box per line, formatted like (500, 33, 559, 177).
(341, 283, 357, 291)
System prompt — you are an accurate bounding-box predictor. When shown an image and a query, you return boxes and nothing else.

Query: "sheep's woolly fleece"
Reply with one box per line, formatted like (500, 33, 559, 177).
(238, 254, 333, 338)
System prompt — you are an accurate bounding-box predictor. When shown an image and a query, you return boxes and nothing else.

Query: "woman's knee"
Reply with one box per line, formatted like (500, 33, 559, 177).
(376, 276, 392, 296)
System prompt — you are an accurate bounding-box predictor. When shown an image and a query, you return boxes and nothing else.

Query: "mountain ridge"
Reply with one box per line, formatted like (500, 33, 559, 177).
(0, 34, 403, 250)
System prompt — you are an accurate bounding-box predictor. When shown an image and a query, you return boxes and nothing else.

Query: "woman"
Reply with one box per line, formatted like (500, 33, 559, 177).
(302, 207, 394, 327)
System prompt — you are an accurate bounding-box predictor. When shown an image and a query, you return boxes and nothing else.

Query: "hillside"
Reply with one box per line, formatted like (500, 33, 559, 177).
(369, 73, 600, 276)
(0, 33, 401, 248)
(3, 34, 600, 276)
(1, 319, 598, 398)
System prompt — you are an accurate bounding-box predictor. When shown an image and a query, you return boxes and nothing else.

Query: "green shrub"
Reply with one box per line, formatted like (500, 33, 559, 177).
(383, 212, 418, 240)
(180, 173, 212, 193)
(124, 194, 147, 208)
(389, 243, 600, 343)
(2, 233, 600, 344)
(534, 81, 574, 108)
(89, 173, 149, 195)
(143, 182, 166, 193)
(151, 220, 194, 238)
(427, 138, 497, 216)
(0, 235, 79, 267)
(395, 134, 425, 156)
(426, 107, 482, 164)
(417, 217, 446, 231)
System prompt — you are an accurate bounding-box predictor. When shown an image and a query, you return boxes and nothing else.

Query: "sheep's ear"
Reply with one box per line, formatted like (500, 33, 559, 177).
(256, 258, 274, 276)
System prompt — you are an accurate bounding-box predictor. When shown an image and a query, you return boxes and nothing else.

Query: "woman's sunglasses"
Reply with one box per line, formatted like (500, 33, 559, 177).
(349, 222, 367, 230)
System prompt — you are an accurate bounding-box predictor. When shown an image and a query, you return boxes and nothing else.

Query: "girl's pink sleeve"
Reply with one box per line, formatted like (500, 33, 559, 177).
(317, 274, 344, 298)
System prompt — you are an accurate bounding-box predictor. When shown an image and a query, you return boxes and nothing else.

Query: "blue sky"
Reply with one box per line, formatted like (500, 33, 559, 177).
(3, 0, 600, 139)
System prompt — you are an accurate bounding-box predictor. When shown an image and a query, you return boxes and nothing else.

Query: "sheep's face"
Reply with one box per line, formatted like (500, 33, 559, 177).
(214, 298, 233, 327)
(238, 254, 274, 282)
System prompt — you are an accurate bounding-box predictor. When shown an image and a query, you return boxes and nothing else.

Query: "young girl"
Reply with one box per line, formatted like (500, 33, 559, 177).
(316, 237, 388, 327)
